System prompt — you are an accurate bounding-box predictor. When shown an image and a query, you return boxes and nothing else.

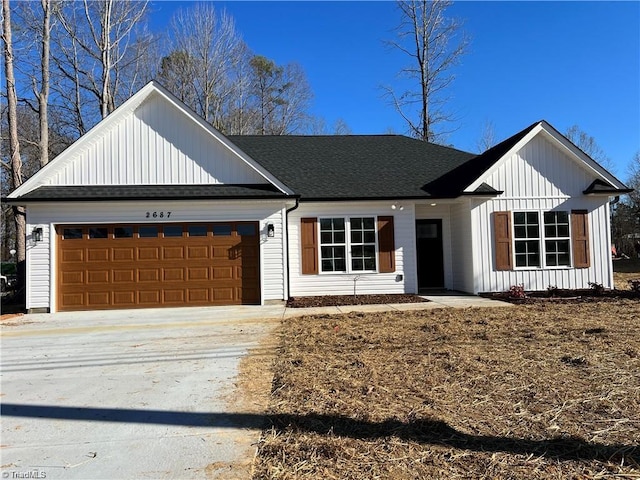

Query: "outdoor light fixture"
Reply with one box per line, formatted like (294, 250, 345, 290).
(391, 204, 404, 211)
(267, 223, 275, 237)
(32, 227, 43, 243)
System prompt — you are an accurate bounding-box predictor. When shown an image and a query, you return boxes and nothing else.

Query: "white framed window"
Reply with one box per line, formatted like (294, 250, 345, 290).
(319, 217, 377, 273)
(320, 218, 346, 272)
(513, 210, 571, 268)
(514, 212, 541, 267)
(544, 211, 571, 267)
(350, 217, 377, 271)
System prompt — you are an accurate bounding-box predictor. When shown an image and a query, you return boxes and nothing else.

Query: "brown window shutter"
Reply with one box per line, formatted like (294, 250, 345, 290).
(571, 210, 590, 268)
(494, 211, 513, 271)
(377, 216, 396, 273)
(300, 218, 318, 274)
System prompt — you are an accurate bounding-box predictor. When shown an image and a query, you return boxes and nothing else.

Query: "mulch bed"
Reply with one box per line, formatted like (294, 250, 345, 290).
(484, 289, 639, 305)
(286, 294, 428, 308)
(252, 300, 640, 479)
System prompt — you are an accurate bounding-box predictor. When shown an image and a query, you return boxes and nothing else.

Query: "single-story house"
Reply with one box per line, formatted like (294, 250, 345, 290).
(7, 82, 632, 312)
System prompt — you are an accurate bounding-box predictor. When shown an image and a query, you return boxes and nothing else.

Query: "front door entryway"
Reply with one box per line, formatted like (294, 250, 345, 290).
(416, 219, 444, 290)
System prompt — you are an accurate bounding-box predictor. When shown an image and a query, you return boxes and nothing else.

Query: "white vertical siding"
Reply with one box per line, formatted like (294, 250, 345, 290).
(449, 201, 474, 293)
(471, 197, 611, 293)
(26, 200, 288, 311)
(468, 131, 614, 293)
(46, 92, 267, 187)
(484, 134, 595, 198)
(288, 202, 416, 297)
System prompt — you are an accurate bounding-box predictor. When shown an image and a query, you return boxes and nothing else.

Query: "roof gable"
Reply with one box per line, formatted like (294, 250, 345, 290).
(464, 120, 629, 195)
(10, 82, 292, 198)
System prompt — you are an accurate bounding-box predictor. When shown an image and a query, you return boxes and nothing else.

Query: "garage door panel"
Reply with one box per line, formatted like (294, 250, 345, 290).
(61, 271, 84, 285)
(213, 266, 234, 279)
(187, 246, 209, 259)
(113, 248, 135, 261)
(188, 289, 209, 302)
(62, 293, 84, 307)
(163, 289, 185, 303)
(138, 290, 160, 304)
(87, 270, 110, 284)
(163, 246, 184, 260)
(61, 249, 84, 263)
(113, 291, 136, 306)
(163, 268, 184, 281)
(212, 288, 235, 302)
(87, 248, 109, 262)
(57, 222, 260, 311)
(87, 292, 110, 306)
(187, 267, 209, 281)
(113, 269, 135, 283)
(138, 269, 160, 282)
(138, 247, 160, 261)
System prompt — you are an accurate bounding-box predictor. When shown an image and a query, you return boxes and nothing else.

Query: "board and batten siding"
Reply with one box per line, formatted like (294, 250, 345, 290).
(470, 133, 614, 293)
(26, 200, 287, 311)
(288, 202, 417, 297)
(449, 200, 475, 293)
(44, 92, 267, 187)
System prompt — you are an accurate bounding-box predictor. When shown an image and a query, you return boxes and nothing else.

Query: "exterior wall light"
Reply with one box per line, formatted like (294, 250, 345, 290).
(33, 227, 43, 243)
(267, 223, 275, 237)
(391, 204, 404, 211)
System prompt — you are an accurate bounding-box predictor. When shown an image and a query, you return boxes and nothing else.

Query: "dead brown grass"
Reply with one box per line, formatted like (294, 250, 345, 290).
(253, 301, 640, 479)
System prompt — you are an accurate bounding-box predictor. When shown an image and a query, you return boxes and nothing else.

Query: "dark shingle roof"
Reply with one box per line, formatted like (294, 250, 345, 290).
(421, 121, 540, 197)
(229, 135, 475, 200)
(583, 179, 633, 195)
(11, 184, 288, 202)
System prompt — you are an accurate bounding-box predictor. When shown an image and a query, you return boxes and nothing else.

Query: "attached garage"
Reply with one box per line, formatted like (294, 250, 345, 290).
(56, 222, 260, 311)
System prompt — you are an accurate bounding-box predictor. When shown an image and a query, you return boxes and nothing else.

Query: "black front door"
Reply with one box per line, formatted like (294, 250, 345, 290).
(416, 219, 444, 290)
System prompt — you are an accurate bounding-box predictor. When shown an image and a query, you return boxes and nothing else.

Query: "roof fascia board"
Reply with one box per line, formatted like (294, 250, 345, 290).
(8, 82, 157, 199)
(150, 83, 294, 195)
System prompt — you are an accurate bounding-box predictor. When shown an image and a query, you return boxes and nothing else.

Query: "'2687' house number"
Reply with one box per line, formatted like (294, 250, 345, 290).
(145, 211, 172, 219)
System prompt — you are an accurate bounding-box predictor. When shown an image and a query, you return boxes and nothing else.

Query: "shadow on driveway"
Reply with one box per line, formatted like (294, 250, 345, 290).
(2, 403, 637, 464)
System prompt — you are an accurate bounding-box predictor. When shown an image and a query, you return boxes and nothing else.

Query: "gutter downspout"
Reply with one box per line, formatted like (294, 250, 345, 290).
(284, 197, 300, 300)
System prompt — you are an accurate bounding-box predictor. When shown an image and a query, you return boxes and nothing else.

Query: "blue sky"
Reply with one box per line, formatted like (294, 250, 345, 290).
(149, 1, 640, 180)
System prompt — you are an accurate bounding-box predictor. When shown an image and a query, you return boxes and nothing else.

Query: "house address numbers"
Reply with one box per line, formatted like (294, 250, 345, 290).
(145, 211, 172, 218)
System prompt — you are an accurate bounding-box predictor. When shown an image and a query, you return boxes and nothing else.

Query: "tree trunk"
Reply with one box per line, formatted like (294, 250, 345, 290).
(2, 0, 27, 291)
(38, 0, 51, 167)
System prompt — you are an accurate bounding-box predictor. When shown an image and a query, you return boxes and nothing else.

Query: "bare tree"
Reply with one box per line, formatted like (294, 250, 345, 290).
(476, 119, 496, 152)
(54, 0, 149, 120)
(14, 0, 52, 166)
(383, 0, 467, 143)
(166, 4, 247, 130)
(1, 0, 26, 288)
(565, 125, 615, 174)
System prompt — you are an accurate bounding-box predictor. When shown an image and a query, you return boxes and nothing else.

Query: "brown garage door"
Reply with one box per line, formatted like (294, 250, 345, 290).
(56, 222, 260, 311)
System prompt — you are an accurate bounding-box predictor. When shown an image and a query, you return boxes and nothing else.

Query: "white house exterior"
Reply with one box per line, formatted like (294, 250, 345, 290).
(7, 82, 631, 313)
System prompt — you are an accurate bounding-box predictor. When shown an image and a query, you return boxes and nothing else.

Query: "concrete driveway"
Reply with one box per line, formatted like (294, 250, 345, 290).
(1, 306, 282, 479)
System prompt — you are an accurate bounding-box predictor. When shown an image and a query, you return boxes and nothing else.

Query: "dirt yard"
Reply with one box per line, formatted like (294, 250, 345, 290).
(252, 301, 639, 479)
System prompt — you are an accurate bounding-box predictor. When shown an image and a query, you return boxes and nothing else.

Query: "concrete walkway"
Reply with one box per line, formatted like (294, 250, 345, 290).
(282, 294, 512, 319)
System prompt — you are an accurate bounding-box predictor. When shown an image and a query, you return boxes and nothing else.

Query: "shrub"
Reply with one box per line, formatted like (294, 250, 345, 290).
(588, 282, 605, 296)
(509, 284, 527, 299)
(547, 285, 560, 297)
